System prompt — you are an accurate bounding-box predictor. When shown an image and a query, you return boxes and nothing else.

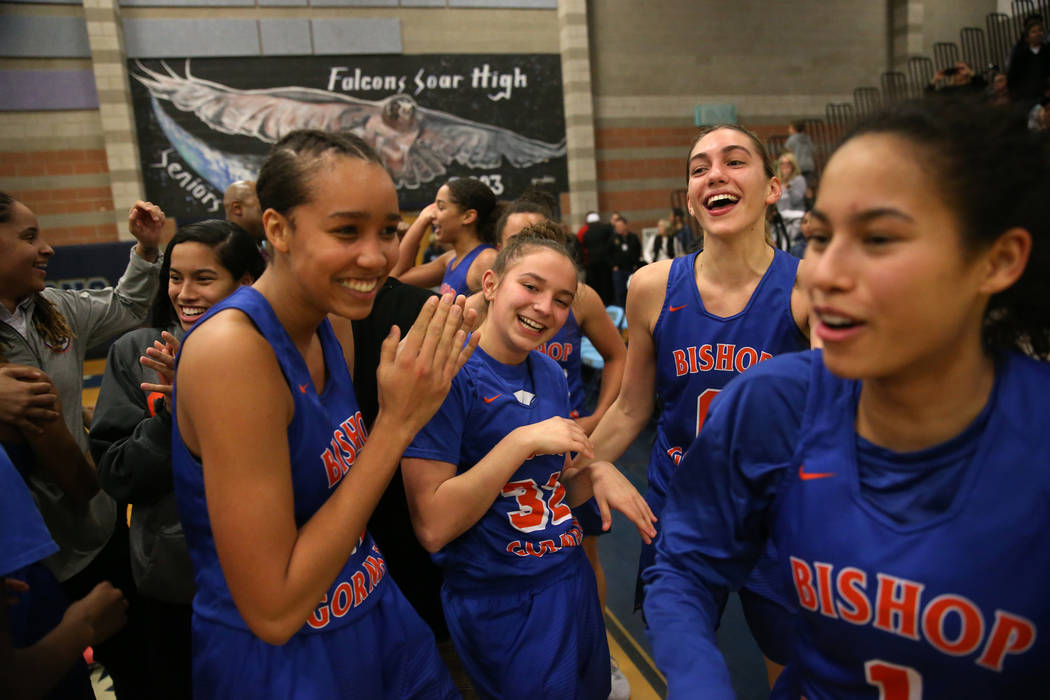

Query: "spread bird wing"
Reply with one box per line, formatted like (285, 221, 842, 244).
(394, 106, 565, 189)
(131, 60, 380, 143)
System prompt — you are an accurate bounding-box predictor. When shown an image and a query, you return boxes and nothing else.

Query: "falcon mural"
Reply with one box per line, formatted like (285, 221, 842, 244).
(132, 60, 567, 192)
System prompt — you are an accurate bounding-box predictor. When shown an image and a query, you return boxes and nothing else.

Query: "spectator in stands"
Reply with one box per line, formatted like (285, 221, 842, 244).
(990, 71, 1011, 106)
(775, 151, 807, 214)
(776, 151, 808, 252)
(926, 61, 987, 98)
(647, 219, 682, 263)
(582, 212, 616, 305)
(1027, 79, 1050, 131)
(222, 180, 263, 242)
(671, 207, 697, 253)
(1008, 15, 1050, 106)
(610, 212, 642, 308)
(785, 120, 816, 190)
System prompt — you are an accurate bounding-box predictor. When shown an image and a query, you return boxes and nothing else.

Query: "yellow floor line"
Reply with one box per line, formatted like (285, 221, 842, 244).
(82, 387, 100, 409)
(607, 629, 662, 700)
(83, 358, 107, 376)
(606, 608, 667, 686)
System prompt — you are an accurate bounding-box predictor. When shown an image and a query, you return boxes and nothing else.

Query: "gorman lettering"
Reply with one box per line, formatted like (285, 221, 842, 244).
(789, 556, 1038, 672)
(671, 344, 772, 376)
(506, 520, 583, 558)
(321, 411, 369, 489)
(307, 544, 387, 630)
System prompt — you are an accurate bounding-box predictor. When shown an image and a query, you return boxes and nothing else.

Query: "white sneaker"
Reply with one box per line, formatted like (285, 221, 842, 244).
(608, 656, 630, 700)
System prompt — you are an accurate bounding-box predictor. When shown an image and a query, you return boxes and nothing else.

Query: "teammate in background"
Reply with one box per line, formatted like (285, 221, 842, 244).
(573, 124, 811, 687)
(646, 98, 1050, 698)
(172, 130, 476, 698)
(222, 180, 264, 242)
(392, 178, 500, 297)
(90, 221, 265, 699)
(402, 232, 655, 700)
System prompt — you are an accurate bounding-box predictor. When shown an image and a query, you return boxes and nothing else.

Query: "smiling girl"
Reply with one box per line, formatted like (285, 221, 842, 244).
(90, 220, 264, 698)
(645, 98, 1050, 698)
(574, 124, 812, 683)
(402, 231, 654, 700)
(171, 130, 476, 698)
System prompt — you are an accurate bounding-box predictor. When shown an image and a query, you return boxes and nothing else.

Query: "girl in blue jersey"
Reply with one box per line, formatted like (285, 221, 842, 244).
(402, 232, 655, 700)
(393, 178, 500, 297)
(171, 130, 477, 699)
(646, 98, 1050, 699)
(575, 123, 812, 684)
(497, 211, 630, 696)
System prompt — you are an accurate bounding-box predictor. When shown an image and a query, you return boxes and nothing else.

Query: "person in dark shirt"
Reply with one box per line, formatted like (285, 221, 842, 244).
(610, 212, 642, 308)
(1008, 15, 1050, 106)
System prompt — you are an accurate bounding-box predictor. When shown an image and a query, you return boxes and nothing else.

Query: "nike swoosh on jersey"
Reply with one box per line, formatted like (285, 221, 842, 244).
(298, 383, 309, 394)
(798, 464, 835, 481)
(483, 394, 502, 404)
(668, 304, 687, 312)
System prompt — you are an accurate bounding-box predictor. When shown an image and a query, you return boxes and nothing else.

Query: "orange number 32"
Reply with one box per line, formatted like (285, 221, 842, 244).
(501, 472, 572, 534)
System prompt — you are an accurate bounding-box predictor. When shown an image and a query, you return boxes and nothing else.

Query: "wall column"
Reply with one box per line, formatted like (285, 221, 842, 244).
(84, 0, 144, 240)
(557, 0, 598, 227)
(891, 0, 925, 71)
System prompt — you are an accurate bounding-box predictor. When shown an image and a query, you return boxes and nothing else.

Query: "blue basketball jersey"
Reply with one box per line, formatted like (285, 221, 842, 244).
(172, 287, 392, 636)
(650, 247, 807, 513)
(439, 243, 494, 297)
(776, 351, 1050, 699)
(645, 350, 1050, 698)
(535, 309, 586, 417)
(647, 247, 806, 611)
(403, 346, 584, 588)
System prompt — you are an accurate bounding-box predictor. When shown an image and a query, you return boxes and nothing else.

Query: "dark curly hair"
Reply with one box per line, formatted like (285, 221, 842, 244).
(842, 97, 1050, 356)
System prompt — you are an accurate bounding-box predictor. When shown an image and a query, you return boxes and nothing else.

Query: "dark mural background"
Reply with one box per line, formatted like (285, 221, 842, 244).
(128, 54, 569, 218)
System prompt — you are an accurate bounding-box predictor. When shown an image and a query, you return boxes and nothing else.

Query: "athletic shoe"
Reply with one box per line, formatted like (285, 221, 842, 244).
(609, 656, 630, 700)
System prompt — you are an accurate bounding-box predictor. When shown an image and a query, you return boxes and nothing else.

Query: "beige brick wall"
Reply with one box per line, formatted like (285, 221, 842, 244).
(1, 0, 1008, 243)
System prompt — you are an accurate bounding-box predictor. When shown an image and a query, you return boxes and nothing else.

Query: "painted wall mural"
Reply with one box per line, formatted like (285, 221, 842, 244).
(128, 54, 569, 218)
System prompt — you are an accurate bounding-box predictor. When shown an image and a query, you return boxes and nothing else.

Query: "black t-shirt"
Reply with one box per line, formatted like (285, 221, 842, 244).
(352, 278, 449, 638)
(612, 230, 642, 271)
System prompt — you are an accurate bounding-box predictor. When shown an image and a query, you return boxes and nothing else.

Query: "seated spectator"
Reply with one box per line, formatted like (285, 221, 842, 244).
(785, 120, 816, 189)
(926, 61, 987, 97)
(647, 219, 682, 263)
(1008, 15, 1050, 106)
(671, 207, 697, 253)
(775, 151, 807, 214)
(990, 71, 1011, 106)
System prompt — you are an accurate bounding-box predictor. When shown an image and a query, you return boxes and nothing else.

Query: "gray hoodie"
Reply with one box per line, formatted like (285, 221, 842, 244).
(0, 245, 161, 581)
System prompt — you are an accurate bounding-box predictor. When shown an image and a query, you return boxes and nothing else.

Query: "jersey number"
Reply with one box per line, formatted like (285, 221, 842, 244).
(501, 472, 572, 533)
(864, 660, 922, 700)
(695, 388, 721, 437)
